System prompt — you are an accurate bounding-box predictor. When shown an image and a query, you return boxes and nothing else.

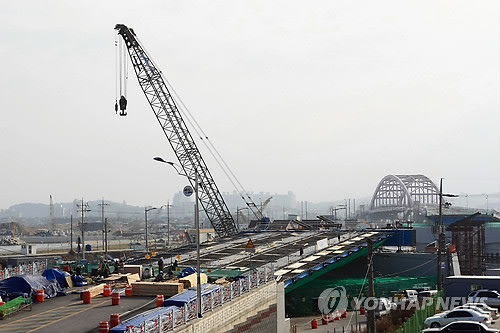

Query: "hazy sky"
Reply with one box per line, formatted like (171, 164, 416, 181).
(1, 1, 499, 210)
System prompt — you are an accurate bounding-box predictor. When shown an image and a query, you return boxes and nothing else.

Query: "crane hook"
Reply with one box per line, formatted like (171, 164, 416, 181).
(119, 95, 128, 116)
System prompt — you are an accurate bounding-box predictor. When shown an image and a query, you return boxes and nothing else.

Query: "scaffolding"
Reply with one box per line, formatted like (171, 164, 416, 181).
(446, 213, 486, 275)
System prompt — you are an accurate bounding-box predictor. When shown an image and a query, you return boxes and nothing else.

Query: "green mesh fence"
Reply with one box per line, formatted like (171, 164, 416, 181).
(0, 296, 32, 318)
(286, 275, 436, 317)
(395, 290, 443, 333)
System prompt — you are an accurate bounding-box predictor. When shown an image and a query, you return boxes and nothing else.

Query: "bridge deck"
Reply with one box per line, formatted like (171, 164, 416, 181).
(153, 230, 389, 283)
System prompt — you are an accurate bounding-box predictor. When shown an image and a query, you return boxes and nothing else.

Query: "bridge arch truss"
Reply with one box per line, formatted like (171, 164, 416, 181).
(369, 174, 439, 219)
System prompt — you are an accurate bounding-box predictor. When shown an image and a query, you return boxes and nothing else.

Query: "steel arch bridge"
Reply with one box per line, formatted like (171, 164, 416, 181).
(368, 174, 439, 220)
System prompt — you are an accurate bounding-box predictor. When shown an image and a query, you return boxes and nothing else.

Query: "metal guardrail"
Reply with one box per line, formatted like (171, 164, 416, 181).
(0, 261, 47, 280)
(123, 263, 275, 333)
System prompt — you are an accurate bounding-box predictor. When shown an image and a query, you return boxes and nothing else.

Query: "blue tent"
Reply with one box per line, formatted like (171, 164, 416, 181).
(42, 269, 69, 288)
(0, 274, 62, 300)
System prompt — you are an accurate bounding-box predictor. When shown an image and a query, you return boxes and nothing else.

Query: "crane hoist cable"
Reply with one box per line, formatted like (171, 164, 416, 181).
(163, 75, 262, 219)
(115, 37, 128, 116)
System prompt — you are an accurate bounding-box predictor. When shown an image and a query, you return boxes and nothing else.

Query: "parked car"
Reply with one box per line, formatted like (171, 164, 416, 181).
(419, 290, 438, 299)
(461, 303, 499, 320)
(421, 321, 499, 332)
(454, 305, 493, 321)
(424, 309, 490, 328)
(468, 290, 500, 308)
(393, 289, 419, 303)
(375, 297, 396, 318)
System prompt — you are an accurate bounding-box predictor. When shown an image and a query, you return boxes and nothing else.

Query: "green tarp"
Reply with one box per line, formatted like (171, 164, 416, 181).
(286, 275, 436, 317)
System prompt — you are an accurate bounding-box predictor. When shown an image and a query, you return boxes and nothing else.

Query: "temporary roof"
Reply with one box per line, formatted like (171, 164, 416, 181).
(110, 306, 178, 333)
(163, 284, 220, 308)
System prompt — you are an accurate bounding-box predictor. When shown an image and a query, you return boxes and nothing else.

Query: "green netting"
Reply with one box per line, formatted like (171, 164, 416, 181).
(207, 269, 242, 279)
(395, 290, 443, 333)
(0, 296, 32, 318)
(286, 275, 436, 317)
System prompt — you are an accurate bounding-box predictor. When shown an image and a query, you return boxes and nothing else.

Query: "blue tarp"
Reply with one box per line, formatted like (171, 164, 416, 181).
(42, 269, 69, 288)
(72, 275, 87, 287)
(163, 284, 219, 307)
(110, 306, 178, 333)
(178, 267, 196, 278)
(0, 274, 62, 300)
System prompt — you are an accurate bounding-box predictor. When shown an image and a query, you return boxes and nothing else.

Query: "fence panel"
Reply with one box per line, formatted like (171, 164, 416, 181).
(144, 317, 160, 333)
(173, 307, 185, 328)
(160, 310, 173, 332)
(212, 288, 222, 308)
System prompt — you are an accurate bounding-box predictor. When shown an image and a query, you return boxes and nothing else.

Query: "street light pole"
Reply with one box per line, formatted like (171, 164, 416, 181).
(437, 178, 443, 290)
(195, 170, 202, 318)
(154, 156, 202, 318)
(145, 206, 158, 253)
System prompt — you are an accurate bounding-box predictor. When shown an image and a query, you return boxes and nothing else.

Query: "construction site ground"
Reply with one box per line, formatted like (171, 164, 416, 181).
(0, 291, 155, 333)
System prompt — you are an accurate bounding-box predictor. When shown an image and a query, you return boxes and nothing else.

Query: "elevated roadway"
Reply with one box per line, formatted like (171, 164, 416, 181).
(152, 230, 390, 289)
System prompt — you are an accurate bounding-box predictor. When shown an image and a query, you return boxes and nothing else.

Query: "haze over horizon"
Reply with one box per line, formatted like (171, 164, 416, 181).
(1, 1, 499, 211)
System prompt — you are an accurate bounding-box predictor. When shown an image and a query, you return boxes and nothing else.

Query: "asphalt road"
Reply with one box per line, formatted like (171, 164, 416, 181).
(291, 312, 500, 333)
(0, 292, 156, 333)
(291, 312, 367, 333)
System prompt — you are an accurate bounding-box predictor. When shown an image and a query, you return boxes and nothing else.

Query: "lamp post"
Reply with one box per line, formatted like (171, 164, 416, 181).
(166, 201, 173, 247)
(154, 156, 202, 318)
(145, 206, 158, 253)
(437, 178, 458, 290)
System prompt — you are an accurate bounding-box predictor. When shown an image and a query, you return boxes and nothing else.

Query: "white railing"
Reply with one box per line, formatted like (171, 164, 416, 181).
(124, 263, 275, 333)
(0, 260, 47, 280)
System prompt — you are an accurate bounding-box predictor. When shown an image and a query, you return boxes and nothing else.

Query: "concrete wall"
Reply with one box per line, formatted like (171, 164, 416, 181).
(173, 281, 277, 333)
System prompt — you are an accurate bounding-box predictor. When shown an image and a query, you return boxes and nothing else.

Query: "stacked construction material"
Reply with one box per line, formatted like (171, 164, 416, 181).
(179, 273, 208, 289)
(123, 265, 142, 277)
(131, 282, 183, 297)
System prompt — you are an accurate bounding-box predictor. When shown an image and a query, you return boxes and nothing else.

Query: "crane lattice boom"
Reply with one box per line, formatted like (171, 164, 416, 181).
(115, 24, 238, 238)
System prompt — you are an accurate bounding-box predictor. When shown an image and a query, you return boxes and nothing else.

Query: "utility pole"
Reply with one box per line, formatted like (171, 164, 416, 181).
(98, 198, 109, 253)
(345, 199, 348, 219)
(69, 214, 74, 254)
(236, 206, 239, 229)
(437, 178, 458, 290)
(166, 201, 173, 247)
(76, 199, 91, 260)
(367, 239, 376, 333)
(353, 198, 356, 219)
(104, 218, 108, 257)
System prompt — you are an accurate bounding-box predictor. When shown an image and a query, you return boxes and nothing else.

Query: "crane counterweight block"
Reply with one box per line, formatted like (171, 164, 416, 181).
(114, 24, 239, 238)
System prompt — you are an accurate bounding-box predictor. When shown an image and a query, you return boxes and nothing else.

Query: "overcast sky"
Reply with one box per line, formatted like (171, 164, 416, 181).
(1, 1, 499, 210)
